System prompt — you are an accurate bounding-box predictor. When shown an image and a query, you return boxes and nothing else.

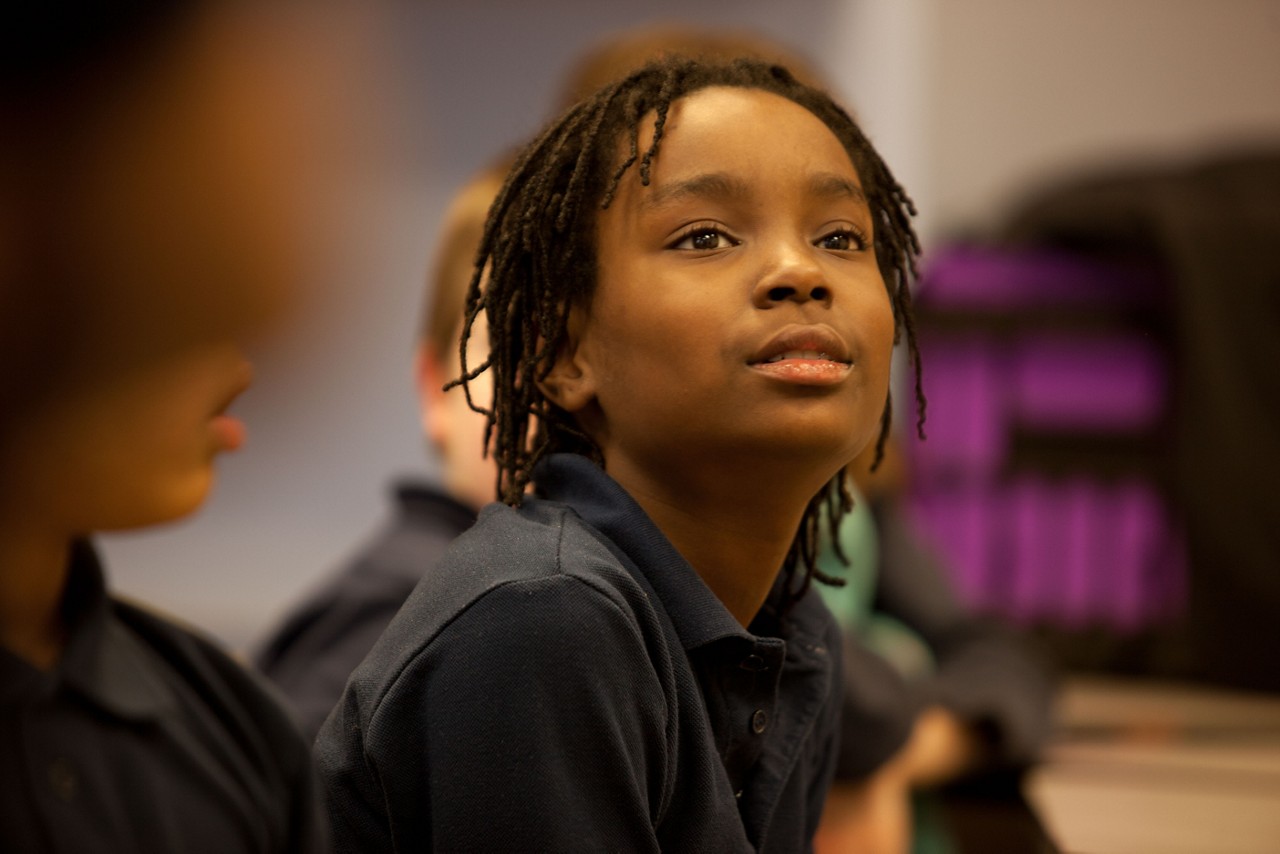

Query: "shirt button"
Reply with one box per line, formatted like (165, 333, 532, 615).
(48, 757, 78, 802)
(751, 709, 768, 735)
(739, 654, 768, 672)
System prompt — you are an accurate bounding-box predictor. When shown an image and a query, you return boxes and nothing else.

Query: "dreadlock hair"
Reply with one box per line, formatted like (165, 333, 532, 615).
(449, 55, 925, 608)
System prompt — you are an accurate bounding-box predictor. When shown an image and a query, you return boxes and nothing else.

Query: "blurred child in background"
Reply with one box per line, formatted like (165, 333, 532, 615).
(254, 161, 510, 741)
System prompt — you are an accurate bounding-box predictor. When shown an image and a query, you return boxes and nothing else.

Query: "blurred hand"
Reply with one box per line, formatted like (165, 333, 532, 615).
(814, 754, 911, 854)
(900, 706, 984, 788)
(815, 707, 984, 853)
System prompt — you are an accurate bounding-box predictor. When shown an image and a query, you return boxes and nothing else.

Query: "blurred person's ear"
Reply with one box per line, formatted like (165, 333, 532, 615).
(415, 336, 501, 510)
(416, 344, 452, 454)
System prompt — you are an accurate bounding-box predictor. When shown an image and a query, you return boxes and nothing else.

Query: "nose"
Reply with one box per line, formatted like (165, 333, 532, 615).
(751, 241, 832, 309)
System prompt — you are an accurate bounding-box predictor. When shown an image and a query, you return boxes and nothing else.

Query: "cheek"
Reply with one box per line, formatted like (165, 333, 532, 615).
(587, 299, 702, 411)
(863, 285, 898, 369)
(846, 287, 897, 441)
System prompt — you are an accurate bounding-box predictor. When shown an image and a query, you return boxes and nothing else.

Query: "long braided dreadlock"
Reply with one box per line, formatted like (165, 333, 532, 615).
(448, 56, 925, 608)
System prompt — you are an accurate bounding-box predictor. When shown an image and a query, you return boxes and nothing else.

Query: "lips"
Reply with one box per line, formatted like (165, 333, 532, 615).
(750, 325, 851, 366)
(209, 359, 254, 452)
(748, 325, 852, 386)
(764, 349, 834, 363)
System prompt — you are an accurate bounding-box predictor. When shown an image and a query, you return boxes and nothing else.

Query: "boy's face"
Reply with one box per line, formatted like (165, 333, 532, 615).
(557, 86, 895, 492)
(1, 342, 253, 534)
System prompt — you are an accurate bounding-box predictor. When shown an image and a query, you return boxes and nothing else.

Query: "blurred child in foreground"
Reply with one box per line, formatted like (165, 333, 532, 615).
(0, 2, 371, 849)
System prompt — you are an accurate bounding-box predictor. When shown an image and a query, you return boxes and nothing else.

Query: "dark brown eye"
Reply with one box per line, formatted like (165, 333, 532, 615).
(676, 228, 725, 250)
(672, 226, 738, 251)
(692, 230, 720, 250)
(820, 229, 867, 251)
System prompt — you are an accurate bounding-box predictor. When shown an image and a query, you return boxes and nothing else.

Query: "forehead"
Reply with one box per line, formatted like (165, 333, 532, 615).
(623, 86, 860, 196)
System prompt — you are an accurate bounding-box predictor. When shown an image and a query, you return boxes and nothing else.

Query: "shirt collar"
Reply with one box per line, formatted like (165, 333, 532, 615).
(39, 540, 175, 721)
(535, 453, 799, 652)
(394, 480, 478, 533)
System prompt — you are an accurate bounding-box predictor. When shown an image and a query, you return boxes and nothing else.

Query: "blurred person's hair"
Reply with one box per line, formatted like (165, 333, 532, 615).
(2, 4, 197, 97)
(452, 55, 924, 607)
(555, 25, 827, 110)
(420, 157, 514, 361)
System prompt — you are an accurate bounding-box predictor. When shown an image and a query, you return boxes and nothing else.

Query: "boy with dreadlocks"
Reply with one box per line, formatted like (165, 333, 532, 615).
(317, 55, 922, 852)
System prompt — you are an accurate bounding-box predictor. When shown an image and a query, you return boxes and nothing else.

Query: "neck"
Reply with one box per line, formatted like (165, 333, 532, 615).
(607, 453, 831, 627)
(0, 510, 73, 670)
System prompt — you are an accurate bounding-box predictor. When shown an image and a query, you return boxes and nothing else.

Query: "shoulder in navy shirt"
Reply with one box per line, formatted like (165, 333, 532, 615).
(0, 541, 327, 854)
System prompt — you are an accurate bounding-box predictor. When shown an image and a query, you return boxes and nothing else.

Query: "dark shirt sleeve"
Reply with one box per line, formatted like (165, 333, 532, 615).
(834, 632, 922, 780)
(255, 583, 415, 744)
(318, 575, 669, 853)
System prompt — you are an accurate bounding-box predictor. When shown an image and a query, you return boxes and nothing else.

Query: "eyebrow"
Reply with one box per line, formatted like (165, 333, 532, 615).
(808, 172, 869, 205)
(640, 170, 869, 211)
(640, 172, 750, 211)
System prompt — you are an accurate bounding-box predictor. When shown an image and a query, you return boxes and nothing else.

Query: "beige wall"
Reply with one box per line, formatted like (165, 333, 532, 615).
(926, 0, 1280, 236)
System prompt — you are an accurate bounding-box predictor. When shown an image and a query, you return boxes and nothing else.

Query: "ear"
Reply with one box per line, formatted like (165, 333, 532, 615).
(415, 344, 452, 452)
(536, 305, 597, 414)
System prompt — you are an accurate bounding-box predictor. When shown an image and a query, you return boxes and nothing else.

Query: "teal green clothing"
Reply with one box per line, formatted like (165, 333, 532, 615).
(815, 484, 879, 631)
(816, 487, 934, 681)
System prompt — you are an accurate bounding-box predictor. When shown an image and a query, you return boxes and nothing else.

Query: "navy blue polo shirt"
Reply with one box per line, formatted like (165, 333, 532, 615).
(0, 541, 328, 853)
(317, 454, 843, 852)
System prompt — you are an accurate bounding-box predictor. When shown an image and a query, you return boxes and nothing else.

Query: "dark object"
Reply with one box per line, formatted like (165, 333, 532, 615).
(935, 771, 1060, 853)
(907, 246, 1183, 635)
(1003, 149, 1280, 691)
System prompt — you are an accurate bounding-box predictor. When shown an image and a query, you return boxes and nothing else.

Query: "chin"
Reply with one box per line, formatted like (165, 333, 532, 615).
(99, 471, 216, 532)
(767, 421, 877, 467)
